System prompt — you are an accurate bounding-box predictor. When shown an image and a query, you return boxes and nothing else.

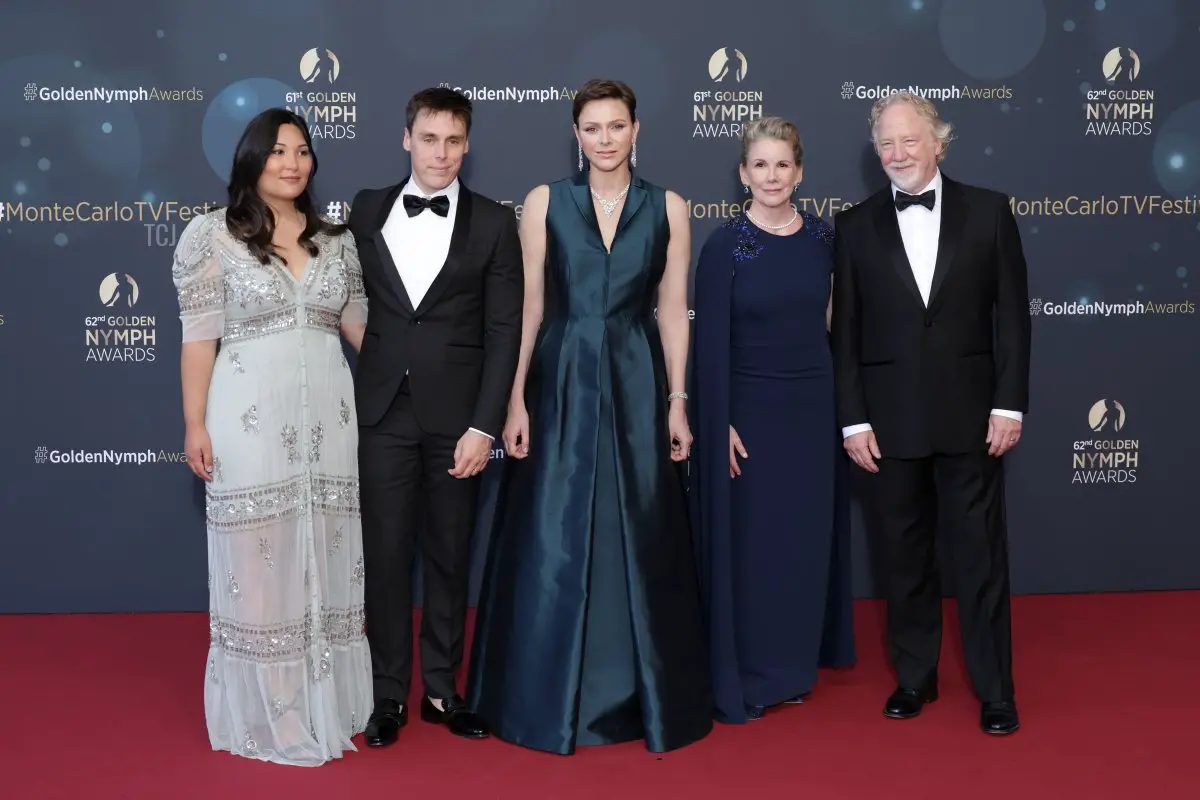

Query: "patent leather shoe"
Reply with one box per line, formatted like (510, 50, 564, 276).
(883, 680, 938, 719)
(980, 700, 1020, 735)
(421, 694, 489, 739)
(364, 700, 408, 747)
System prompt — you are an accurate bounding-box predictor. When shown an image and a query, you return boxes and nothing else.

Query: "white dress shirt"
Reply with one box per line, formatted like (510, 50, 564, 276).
(841, 169, 1022, 439)
(381, 176, 493, 441)
(381, 176, 459, 310)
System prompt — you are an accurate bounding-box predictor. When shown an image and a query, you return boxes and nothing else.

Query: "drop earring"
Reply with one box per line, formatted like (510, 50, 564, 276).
(631, 140, 637, 168)
(743, 184, 749, 194)
(578, 143, 583, 172)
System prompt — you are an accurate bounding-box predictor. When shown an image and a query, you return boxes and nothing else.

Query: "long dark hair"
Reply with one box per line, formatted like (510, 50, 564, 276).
(224, 108, 344, 265)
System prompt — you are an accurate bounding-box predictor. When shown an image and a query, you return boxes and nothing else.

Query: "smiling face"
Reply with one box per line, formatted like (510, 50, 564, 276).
(872, 100, 942, 193)
(739, 137, 802, 210)
(574, 98, 638, 173)
(403, 109, 470, 193)
(256, 123, 312, 204)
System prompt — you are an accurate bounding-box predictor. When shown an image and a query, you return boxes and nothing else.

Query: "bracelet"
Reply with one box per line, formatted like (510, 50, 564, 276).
(668, 391, 688, 402)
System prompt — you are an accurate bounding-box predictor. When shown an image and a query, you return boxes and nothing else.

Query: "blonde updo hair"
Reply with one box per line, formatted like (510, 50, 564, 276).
(868, 91, 955, 163)
(740, 116, 804, 165)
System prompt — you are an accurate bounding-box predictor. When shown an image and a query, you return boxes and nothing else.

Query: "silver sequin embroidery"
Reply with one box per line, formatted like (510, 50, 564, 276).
(221, 251, 289, 310)
(309, 422, 324, 463)
(241, 406, 259, 434)
(317, 260, 348, 301)
(282, 425, 299, 465)
(209, 606, 366, 663)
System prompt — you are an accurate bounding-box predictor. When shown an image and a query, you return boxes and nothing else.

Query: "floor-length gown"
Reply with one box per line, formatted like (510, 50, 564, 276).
(467, 173, 714, 755)
(171, 210, 373, 766)
(690, 211, 856, 724)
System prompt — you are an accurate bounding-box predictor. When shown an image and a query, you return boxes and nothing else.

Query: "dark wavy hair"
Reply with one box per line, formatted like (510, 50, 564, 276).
(224, 108, 344, 265)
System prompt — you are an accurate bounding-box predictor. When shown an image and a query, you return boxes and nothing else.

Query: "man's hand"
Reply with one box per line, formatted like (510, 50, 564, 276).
(986, 415, 1022, 457)
(449, 430, 492, 478)
(844, 431, 881, 473)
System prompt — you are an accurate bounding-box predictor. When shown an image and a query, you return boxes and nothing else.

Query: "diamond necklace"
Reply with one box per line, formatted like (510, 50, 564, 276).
(590, 182, 630, 217)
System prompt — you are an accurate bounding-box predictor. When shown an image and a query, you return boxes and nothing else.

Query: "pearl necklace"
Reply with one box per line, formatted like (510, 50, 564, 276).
(590, 183, 630, 217)
(745, 204, 798, 231)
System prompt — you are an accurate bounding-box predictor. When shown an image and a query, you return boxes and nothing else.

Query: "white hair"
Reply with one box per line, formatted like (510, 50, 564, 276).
(868, 91, 955, 162)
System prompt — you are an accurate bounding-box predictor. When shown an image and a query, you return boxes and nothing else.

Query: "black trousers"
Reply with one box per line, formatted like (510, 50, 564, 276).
(864, 451, 1014, 703)
(359, 379, 482, 704)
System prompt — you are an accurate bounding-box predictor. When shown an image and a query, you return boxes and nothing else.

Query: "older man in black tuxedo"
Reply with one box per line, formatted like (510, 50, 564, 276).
(831, 91, 1031, 736)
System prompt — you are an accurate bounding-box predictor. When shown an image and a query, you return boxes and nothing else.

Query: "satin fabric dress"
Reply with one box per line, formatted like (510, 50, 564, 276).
(467, 173, 714, 755)
(689, 212, 856, 724)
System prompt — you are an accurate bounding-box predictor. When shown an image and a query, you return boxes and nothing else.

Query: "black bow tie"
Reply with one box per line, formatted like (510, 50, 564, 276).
(403, 193, 450, 218)
(894, 189, 935, 212)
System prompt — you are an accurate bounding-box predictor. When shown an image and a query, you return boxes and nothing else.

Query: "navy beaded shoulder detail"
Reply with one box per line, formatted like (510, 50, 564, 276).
(801, 211, 834, 248)
(722, 212, 765, 263)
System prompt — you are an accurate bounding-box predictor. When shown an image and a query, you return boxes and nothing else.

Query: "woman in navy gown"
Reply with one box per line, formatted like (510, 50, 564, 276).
(467, 79, 713, 755)
(690, 116, 856, 724)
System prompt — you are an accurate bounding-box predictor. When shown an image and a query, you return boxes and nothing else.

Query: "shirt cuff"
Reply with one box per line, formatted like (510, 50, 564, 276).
(990, 409, 1023, 422)
(468, 427, 494, 440)
(842, 423, 873, 439)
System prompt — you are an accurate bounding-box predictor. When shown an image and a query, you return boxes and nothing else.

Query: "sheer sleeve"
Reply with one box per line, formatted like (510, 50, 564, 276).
(339, 229, 368, 326)
(171, 212, 225, 342)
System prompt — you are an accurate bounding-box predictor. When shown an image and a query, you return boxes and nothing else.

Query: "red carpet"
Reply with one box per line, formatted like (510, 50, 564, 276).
(3, 593, 1193, 798)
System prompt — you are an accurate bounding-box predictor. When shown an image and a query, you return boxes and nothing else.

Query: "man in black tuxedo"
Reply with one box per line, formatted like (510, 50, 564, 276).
(831, 92, 1031, 735)
(348, 87, 523, 747)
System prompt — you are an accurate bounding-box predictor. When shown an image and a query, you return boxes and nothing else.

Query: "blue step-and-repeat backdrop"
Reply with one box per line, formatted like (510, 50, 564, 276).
(1, 0, 1197, 612)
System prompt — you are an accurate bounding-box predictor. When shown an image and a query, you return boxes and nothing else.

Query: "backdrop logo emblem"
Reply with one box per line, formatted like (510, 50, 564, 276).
(287, 50, 356, 141)
(693, 48, 762, 139)
(708, 48, 747, 83)
(1073, 399, 1138, 485)
(99, 273, 139, 308)
(1102, 48, 1140, 84)
(1084, 47, 1152, 136)
(300, 48, 341, 85)
(1088, 399, 1125, 433)
(34, 446, 48, 464)
(24, 83, 38, 101)
(86, 273, 155, 363)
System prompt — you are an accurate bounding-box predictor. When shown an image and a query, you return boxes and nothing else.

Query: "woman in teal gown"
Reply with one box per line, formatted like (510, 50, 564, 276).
(466, 79, 713, 755)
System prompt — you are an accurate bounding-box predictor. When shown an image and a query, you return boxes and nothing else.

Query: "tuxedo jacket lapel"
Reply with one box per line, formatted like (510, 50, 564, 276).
(872, 194, 925, 309)
(361, 179, 416, 315)
(927, 176, 968, 315)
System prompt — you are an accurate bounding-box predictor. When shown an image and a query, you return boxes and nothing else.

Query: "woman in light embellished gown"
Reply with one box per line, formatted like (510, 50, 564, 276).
(172, 108, 372, 766)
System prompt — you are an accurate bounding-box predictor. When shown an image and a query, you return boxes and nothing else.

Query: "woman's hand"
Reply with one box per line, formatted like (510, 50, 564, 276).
(729, 425, 748, 478)
(503, 404, 531, 459)
(184, 425, 214, 481)
(668, 404, 692, 462)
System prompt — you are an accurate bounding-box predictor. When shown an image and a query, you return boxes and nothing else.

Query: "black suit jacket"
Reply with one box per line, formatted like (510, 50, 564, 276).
(831, 174, 1031, 459)
(348, 177, 523, 438)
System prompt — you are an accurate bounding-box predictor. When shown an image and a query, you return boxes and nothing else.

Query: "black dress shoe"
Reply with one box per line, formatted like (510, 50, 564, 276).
(980, 700, 1020, 735)
(420, 694, 489, 739)
(883, 680, 939, 719)
(364, 700, 408, 747)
